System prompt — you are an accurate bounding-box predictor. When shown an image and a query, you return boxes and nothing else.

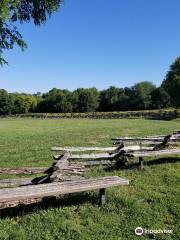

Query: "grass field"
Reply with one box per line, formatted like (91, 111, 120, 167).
(0, 118, 180, 240)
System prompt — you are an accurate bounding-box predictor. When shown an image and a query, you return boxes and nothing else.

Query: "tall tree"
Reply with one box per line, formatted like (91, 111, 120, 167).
(161, 57, 180, 107)
(130, 81, 156, 110)
(37, 88, 73, 113)
(0, 0, 63, 65)
(99, 86, 121, 111)
(150, 87, 170, 109)
(0, 89, 13, 114)
(73, 88, 99, 112)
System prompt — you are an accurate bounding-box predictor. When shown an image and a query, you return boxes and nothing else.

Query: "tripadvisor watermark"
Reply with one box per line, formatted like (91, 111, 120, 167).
(135, 227, 173, 236)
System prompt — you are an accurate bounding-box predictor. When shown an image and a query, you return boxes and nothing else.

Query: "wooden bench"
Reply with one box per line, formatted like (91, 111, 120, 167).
(111, 131, 180, 169)
(0, 176, 129, 207)
(112, 131, 180, 147)
(53, 144, 125, 161)
(125, 148, 180, 170)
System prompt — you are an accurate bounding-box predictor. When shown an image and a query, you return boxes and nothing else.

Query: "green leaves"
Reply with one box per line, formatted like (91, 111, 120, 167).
(0, 0, 63, 65)
(162, 57, 180, 107)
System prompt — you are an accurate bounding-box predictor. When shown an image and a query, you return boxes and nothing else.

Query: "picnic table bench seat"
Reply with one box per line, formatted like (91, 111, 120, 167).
(0, 176, 129, 206)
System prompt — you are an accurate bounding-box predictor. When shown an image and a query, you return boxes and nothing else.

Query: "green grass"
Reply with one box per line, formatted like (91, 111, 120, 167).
(0, 118, 180, 240)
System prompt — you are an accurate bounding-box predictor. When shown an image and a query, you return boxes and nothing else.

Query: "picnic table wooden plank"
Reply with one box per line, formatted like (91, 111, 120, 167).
(126, 148, 180, 157)
(69, 152, 118, 159)
(0, 178, 33, 188)
(112, 136, 180, 141)
(52, 145, 153, 152)
(51, 146, 115, 152)
(0, 167, 48, 175)
(78, 160, 116, 166)
(0, 176, 129, 203)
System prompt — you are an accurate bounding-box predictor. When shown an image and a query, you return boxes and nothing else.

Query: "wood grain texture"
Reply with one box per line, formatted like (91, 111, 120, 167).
(0, 167, 48, 175)
(112, 136, 180, 141)
(69, 152, 120, 160)
(52, 146, 115, 152)
(126, 148, 180, 157)
(53, 152, 70, 171)
(0, 178, 33, 188)
(52, 145, 153, 153)
(0, 176, 129, 203)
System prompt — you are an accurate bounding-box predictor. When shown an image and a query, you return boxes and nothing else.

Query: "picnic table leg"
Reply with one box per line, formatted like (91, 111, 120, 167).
(99, 188, 106, 206)
(139, 157, 144, 170)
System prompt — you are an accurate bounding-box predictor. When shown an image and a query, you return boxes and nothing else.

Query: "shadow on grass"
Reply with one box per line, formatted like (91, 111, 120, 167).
(146, 157, 180, 166)
(105, 156, 180, 171)
(0, 192, 98, 219)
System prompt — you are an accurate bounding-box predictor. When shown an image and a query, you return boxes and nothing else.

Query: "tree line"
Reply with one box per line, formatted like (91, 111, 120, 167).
(0, 57, 180, 115)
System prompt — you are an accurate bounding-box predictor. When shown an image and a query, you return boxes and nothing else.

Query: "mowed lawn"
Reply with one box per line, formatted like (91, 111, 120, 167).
(0, 118, 180, 240)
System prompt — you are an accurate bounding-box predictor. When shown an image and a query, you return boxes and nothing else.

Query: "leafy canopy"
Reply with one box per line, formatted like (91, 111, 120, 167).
(0, 0, 63, 65)
(162, 57, 180, 107)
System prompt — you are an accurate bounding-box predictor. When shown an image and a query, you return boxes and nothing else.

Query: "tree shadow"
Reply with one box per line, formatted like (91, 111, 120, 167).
(146, 157, 180, 166)
(145, 117, 175, 121)
(0, 192, 98, 219)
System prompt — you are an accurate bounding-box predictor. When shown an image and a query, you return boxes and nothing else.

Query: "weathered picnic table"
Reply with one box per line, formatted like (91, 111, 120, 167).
(51, 131, 180, 170)
(112, 131, 180, 169)
(0, 176, 129, 207)
(1, 131, 179, 209)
